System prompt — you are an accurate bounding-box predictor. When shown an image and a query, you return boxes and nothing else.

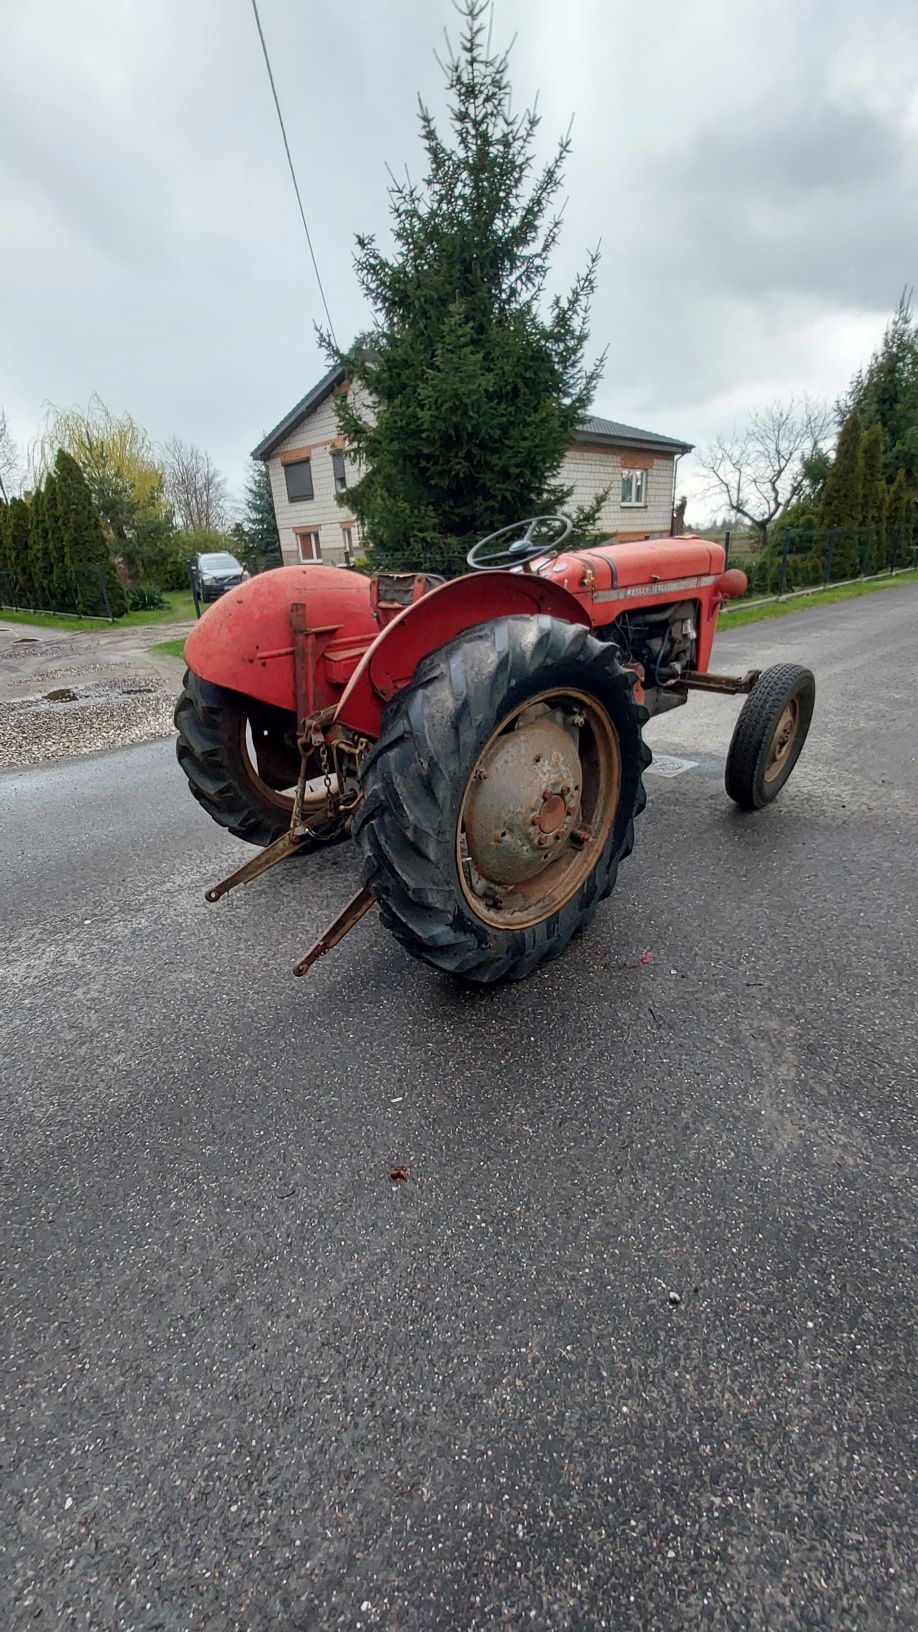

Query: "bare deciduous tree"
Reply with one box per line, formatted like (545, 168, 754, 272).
(697, 397, 833, 544)
(162, 436, 229, 533)
(0, 407, 20, 499)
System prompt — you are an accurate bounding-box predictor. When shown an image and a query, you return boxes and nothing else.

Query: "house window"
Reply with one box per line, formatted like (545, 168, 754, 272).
(331, 449, 348, 492)
(284, 458, 314, 502)
(621, 469, 647, 507)
(296, 530, 321, 562)
(341, 525, 354, 564)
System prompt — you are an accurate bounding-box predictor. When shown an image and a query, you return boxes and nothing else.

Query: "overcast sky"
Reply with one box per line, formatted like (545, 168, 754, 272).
(2, 0, 917, 518)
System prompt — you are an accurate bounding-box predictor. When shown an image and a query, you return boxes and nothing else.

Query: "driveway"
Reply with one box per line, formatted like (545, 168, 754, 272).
(2, 587, 916, 1630)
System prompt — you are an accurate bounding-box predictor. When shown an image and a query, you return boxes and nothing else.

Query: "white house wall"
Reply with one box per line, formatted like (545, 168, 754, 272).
(268, 392, 361, 565)
(561, 445, 676, 536)
(268, 401, 677, 564)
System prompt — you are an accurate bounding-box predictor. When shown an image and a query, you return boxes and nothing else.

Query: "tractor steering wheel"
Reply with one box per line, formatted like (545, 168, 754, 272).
(466, 515, 572, 572)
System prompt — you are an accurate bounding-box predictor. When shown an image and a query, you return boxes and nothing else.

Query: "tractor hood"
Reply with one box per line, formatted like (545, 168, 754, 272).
(539, 535, 727, 596)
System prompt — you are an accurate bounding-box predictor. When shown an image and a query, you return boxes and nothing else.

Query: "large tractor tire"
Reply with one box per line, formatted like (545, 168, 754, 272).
(352, 616, 650, 984)
(725, 662, 815, 810)
(175, 669, 343, 849)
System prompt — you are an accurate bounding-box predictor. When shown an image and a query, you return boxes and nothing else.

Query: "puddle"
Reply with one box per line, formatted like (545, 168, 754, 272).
(13, 678, 160, 712)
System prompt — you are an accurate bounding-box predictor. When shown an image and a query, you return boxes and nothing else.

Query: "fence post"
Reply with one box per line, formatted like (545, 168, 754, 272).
(187, 559, 202, 619)
(824, 527, 837, 586)
(860, 524, 873, 578)
(723, 529, 732, 566)
(779, 530, 790, 595)
(70, 566, 85, 621)
(96, 564, 113, 622)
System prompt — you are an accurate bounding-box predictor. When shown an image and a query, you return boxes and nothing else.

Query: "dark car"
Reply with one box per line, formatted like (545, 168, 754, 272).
(191, 551, 248, 603)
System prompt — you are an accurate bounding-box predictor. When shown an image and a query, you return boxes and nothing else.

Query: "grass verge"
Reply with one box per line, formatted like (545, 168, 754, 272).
(0, 589, 197, 632)
(151, 638, 187, 660)
(720, 569, 918, 629)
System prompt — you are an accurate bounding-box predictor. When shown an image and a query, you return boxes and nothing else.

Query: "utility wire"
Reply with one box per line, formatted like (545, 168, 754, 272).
(250, 0, 337, 346)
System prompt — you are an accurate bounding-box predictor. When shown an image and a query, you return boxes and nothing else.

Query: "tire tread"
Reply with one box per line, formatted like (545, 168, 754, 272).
(352, 616, 649, 983)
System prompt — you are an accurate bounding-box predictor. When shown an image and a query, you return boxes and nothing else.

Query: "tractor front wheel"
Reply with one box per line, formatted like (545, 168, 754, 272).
(175, 669, 343, 848)
(724, 662, 815, 810)
(353, 616, 650, 984)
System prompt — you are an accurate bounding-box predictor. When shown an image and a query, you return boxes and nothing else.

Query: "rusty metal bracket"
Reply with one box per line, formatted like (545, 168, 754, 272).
(680, 668, 761, 696)
(290, 604, 338, 732)
(205, 826, 312, 904)
(293, 887, 376, 977)
(204, 778, 334, 903)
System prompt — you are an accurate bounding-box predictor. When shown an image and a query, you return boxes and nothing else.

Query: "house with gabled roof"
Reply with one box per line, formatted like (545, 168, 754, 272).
(252, 365, 693, 566)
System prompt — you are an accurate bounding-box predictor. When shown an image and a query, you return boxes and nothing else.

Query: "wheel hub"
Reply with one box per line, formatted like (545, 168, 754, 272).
(463, 716, 581, 885)
(765, 700, 799, 782)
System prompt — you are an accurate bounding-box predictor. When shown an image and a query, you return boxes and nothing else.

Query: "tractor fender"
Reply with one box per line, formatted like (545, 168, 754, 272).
(183, 564, 378, 714)
(335, 570, 591, 739)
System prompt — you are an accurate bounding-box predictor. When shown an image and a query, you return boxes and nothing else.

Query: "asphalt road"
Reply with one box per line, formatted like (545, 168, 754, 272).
(3, 587, 916, 1631)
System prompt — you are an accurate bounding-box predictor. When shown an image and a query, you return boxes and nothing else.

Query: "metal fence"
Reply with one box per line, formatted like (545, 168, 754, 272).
(0, 563, 116, 621)
(727, 519, 918, 598)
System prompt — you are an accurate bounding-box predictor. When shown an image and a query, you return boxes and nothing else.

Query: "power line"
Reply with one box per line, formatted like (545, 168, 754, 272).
(250, 0, 337, 346)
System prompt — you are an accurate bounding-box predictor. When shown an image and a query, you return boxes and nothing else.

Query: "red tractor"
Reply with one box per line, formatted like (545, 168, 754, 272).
(175, 517, 815, 983)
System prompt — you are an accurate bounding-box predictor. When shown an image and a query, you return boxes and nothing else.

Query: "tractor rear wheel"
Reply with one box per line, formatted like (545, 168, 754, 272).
(175, 669, 343, 848)
(724, 662, 815, 810)
(352, 616, 650, 984)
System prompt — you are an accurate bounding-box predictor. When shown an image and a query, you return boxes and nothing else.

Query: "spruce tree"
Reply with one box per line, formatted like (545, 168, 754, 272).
(328, 0, 604, 571)
(53, 448, 127, 615)
(819, 410, 863, 577)
(28, 483, 57, 609)
(7, 497, 33, 607)
(42, 472, 76, 609)
(840, 292, 918, 483)
(860, 422, 887, 569)
(26, 488, 42, 604)
(242, 458, 282, 569)
(887, 468, 914, 567)
(0, 504, 8, 599)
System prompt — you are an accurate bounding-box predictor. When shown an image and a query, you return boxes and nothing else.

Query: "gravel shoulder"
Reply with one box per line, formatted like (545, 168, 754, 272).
(0, 616, 188, 767)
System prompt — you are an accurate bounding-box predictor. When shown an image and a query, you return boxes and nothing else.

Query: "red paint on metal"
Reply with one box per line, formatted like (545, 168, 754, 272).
(184, 540, 739, 737)
(183, 565, 377, 713)
(542, 535, 726, 596)
(334, 570, 591, 738)
(716, 567, 749, 599)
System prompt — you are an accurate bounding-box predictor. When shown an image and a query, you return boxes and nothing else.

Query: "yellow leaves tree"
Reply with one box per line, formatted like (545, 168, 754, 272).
(31, 394, 170, 539)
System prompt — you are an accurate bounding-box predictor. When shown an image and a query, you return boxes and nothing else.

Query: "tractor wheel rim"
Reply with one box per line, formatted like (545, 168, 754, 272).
(239, 712, 298, 813)
(764, 698, 800, 783)
(456, 687, 621, 930)
(239, 714, 343, 831)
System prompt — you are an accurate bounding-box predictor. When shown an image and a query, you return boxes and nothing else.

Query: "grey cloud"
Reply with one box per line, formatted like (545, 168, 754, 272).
(649, 92, 918, 311)
(686, 101, 902, 196)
